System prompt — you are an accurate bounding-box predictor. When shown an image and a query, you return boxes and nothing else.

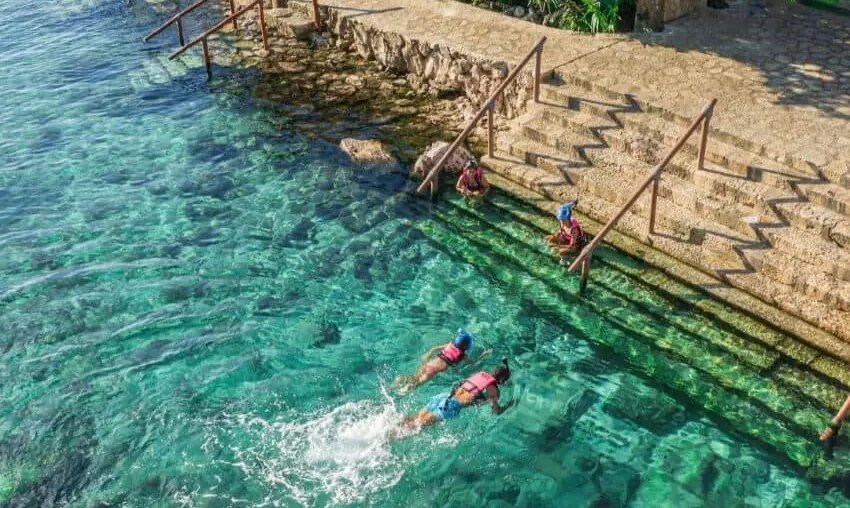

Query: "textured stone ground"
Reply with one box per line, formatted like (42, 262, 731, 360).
(313, 0, 850, 181)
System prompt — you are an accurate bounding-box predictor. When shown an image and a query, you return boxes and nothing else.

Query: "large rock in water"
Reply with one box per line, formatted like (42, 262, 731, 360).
(339, 138, 398, 167)
(412, 141, 474, 179)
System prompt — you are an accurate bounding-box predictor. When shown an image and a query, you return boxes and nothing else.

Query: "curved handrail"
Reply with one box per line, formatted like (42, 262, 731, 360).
(144, 0, 212, 42)
(567, 98, 717, 276)
(416, 36, 547, 195)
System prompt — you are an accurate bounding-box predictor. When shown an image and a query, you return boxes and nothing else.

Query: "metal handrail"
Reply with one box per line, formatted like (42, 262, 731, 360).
(567, 98, 718, 289)
(144, 0, 213, 44)
(169, 0, 268, 77)
(415, 36, 547, 196)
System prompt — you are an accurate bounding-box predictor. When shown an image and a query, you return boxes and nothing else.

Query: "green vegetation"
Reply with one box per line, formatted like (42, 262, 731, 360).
(468, 0, 632, 33)
(528, 0, 624, 32)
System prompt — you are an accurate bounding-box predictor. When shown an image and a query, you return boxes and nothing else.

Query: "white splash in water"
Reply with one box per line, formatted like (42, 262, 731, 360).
(213, 387, 412, 507)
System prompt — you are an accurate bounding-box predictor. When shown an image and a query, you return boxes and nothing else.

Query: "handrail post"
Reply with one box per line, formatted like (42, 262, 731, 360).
(821, 394, 850, 454)
(579, 250, 592, 293)
(258, 0, 269, 50)
(311, 0, 321, 30)
(648, 174, 659, 235)
(229, 0, 238, 29)
(202, 38, 211, 78)
(487, 100, 495, 158)
(534, 44, 542, 104)
(176, 18, 185, 46)
(697, 101, 714, 172)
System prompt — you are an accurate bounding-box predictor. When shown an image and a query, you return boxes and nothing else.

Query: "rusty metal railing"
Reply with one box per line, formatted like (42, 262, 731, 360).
(168, 0, 269, 77)
(567, 98, 718, 291)
(144, 0, 214, 46)
(415, 36, 547, 197)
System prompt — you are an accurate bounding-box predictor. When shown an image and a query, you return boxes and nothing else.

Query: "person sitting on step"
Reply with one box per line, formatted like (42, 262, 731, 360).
(399, 358, 514, 431)
(546, 200, 586, 258)
(393, 329, 491, 395)
(456, 159, 490, 198)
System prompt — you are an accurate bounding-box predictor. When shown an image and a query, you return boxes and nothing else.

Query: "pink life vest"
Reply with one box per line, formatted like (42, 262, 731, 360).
(555, 218, 585, 246)
(461, 167, 483, 190)
(460, 371, 497, 397)
(438, 342, 465, 364)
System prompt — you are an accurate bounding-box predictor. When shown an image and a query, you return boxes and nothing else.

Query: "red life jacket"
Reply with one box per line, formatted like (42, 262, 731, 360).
(438, 342, 465, 365)
(570, 218, 585, 240)
(555, 219, 585, 246)
(460, 371, 497, 397)
(461, 167, 483, 190)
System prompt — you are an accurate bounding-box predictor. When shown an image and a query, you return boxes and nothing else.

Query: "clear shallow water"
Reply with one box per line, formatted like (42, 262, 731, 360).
(1, 0, 850, 506)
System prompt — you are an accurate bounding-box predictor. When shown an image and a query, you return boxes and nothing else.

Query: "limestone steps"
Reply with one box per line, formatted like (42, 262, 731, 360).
(484, 173, 850, 374)
(520, 111, 850, 308)
(543, 81, 850, 218)
(482, 148, 850, 343)
(546, 74, 850, 188)
(416, 192, 850, 478)
(520, 85, 850, 340)
(536, 100, 850, 252)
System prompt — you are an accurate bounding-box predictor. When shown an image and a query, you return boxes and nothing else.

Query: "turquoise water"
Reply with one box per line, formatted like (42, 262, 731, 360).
(2, 0, 850, 506)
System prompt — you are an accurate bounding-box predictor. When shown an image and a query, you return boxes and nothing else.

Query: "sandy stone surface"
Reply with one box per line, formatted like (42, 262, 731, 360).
(310, 0, 850, 181)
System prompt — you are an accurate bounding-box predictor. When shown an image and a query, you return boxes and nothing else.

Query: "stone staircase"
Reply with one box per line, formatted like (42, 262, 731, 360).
(415, 186, 850, 483)
(480, 74, 850, 353)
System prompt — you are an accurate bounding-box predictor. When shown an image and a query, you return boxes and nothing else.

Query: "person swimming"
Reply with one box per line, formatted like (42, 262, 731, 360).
(393, 329, 490, 394)
(400, 358, 514, 430)
(456, 159, 490, 198)
(546, 200, 586, 259)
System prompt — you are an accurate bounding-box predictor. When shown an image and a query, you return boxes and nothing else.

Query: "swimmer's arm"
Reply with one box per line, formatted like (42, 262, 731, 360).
(486, 386, 513, 415)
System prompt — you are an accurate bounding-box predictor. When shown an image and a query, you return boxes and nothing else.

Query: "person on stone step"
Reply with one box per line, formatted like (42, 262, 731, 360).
(456, 159, 490, 197)
(393, 329, 491, 395)
(546, 200, 586, 258)
(398, 358, 514, 432)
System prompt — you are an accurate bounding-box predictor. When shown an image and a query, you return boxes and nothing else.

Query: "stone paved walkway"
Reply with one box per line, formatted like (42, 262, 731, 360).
(315, 0, 850, 180)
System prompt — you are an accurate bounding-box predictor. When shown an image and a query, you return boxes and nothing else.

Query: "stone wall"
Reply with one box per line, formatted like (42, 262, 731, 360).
(663, 0, 706, 22)
(289, 0, 534, 118)
(635, 0, 705, 31)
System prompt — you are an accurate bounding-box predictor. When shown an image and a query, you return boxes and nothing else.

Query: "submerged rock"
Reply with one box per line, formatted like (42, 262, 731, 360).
(339, 138, 398, 167)
(293, 317, 342, 348)
(412, 140, 474, 179)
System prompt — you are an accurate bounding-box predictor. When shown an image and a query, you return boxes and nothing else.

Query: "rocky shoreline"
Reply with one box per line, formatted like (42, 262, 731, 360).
(193, 5, 511, 170)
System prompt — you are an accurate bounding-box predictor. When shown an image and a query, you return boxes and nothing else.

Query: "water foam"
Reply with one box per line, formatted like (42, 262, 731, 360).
(211, 388, 411, 507)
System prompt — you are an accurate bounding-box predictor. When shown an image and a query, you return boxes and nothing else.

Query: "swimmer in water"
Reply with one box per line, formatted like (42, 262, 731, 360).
(546, 200, 586, 262)
(456, 159, 490, 198)
(400, 358, 514, 431)
(393, 329, 491, 395)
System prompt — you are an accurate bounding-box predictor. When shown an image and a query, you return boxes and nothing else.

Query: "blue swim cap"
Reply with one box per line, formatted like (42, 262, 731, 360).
(556, 201, 577, 221)
(452, 328, 474, 350)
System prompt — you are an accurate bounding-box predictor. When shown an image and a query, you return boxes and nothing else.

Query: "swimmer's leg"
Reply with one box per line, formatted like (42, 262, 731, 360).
(401, 409, 440, 429)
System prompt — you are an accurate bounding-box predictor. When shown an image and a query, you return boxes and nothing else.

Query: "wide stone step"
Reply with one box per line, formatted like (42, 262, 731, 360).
(416, 209, 844, 477)
(441, 193, 796, 372)
(543, 82, 850, 218)
(483, 153, 700, 246)
(688, 169, 850, 249)
(483, 174, 850, 371)
(537, 102, 850, 242)
(502, 132, 762, 261)
(524, 107, 850, 295)
(543, 76, 848, 186)
(482, 154, 850, 342)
